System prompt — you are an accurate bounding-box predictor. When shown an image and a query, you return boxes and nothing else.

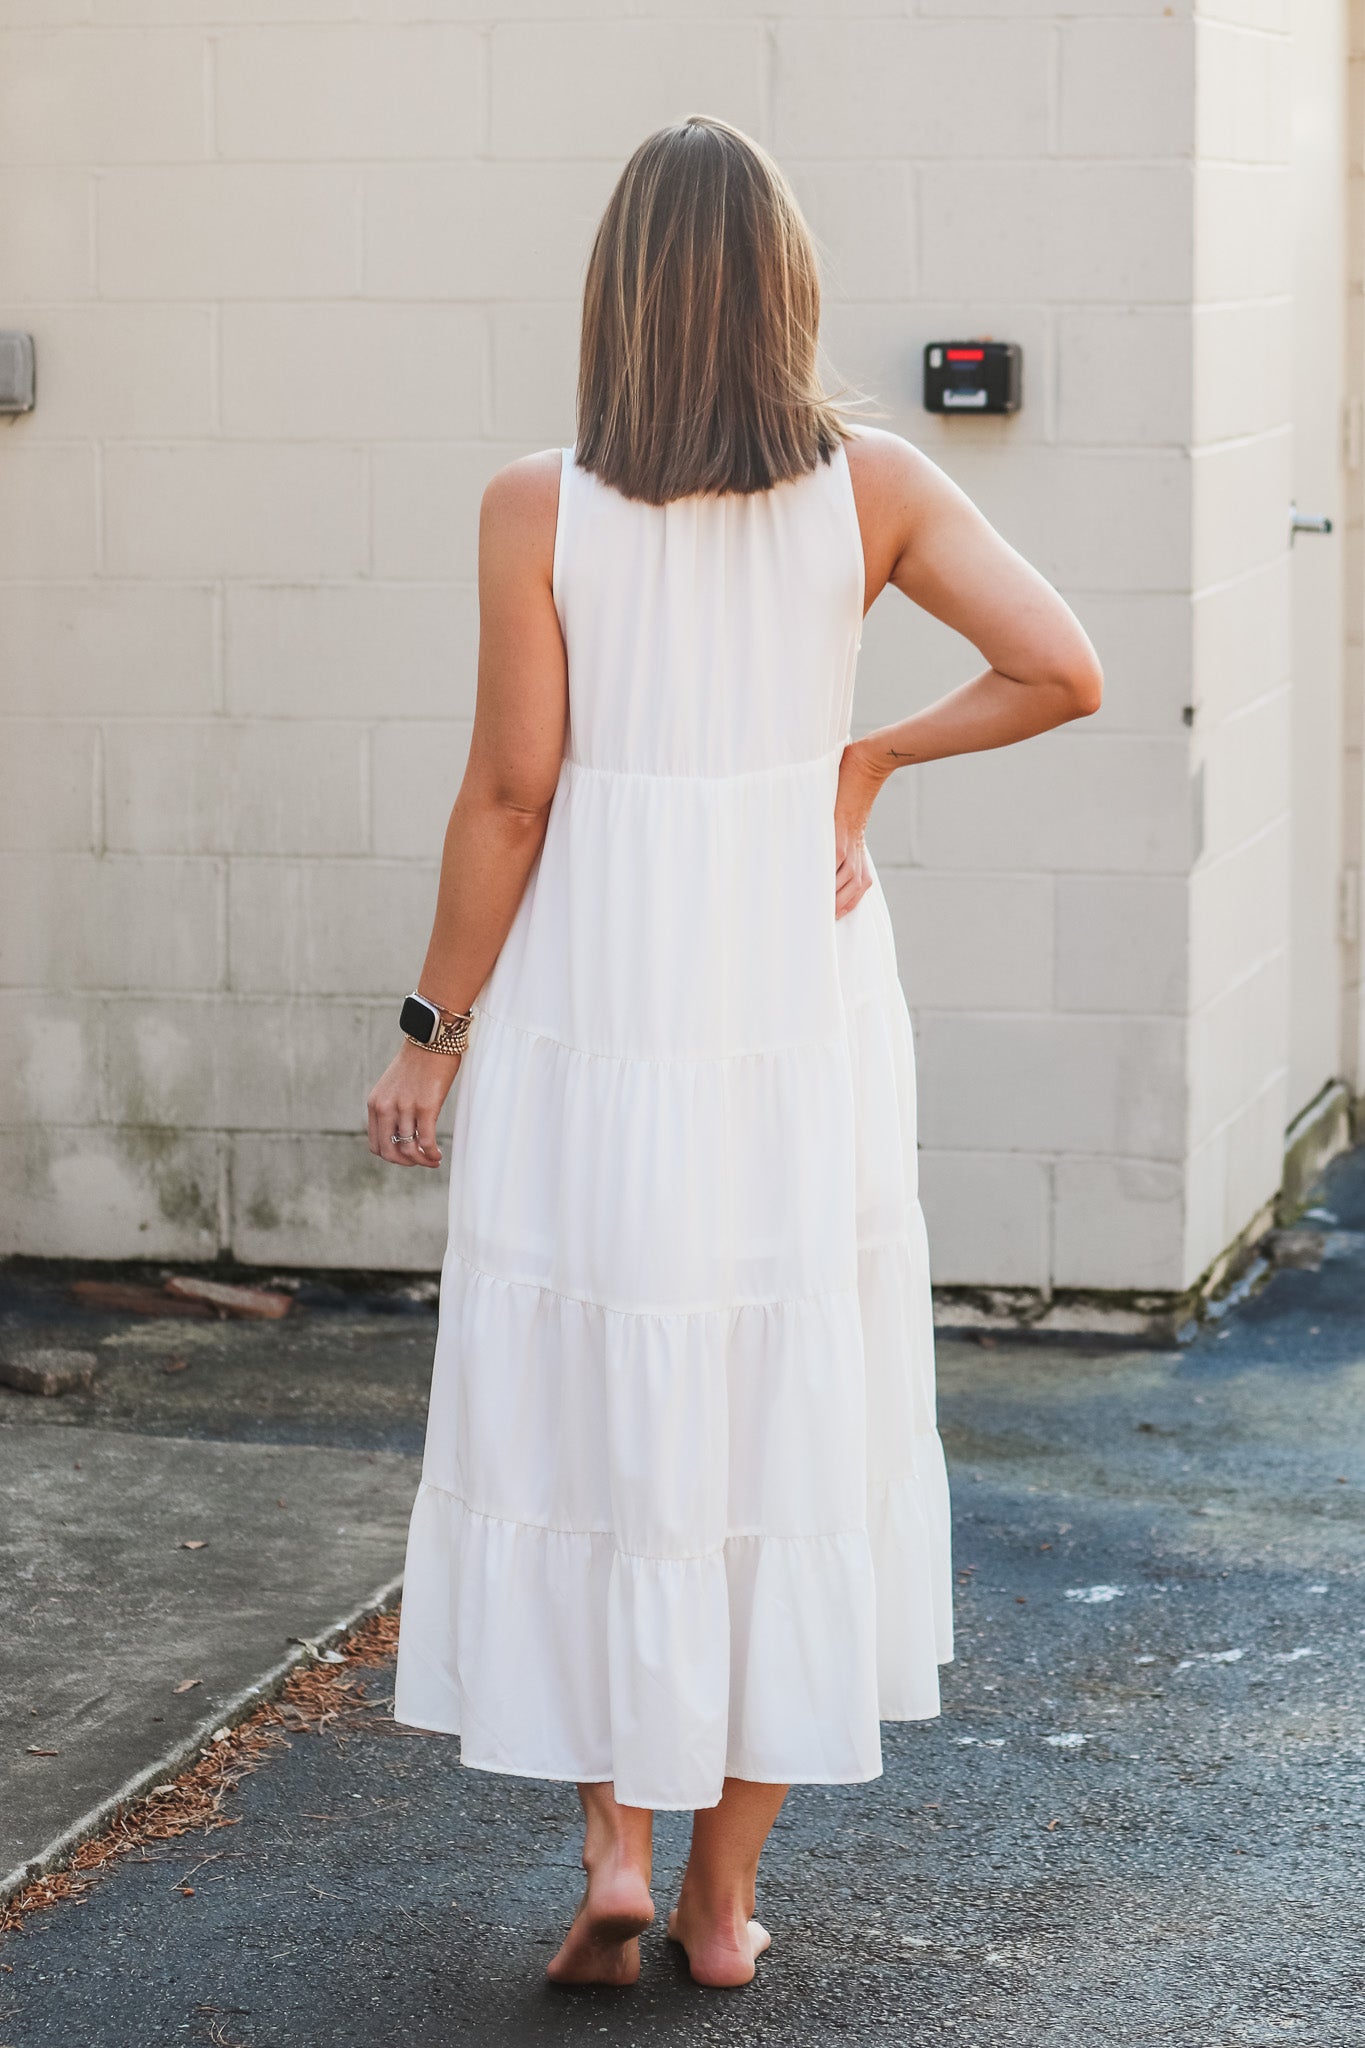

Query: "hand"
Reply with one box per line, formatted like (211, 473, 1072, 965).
(834, 737, 890, 921)
(366, 1039, 460, 1169)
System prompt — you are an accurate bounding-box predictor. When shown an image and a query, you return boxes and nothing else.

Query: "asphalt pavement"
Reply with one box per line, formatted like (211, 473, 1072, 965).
(2, 1154, 1364, 2048)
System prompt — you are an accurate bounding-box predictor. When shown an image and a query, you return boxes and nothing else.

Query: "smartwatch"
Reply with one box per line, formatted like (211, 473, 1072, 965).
(400, 991, 472, 1057)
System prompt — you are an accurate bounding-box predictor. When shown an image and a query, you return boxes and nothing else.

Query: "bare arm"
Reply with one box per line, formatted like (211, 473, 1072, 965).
(366, 451, 568, 1168)
(833, 429, 1103, 917)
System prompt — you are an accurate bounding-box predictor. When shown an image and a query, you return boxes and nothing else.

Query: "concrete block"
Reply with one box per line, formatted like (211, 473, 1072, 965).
(1194, 165, 1292, 303)
(852, 585, 968, 735)
(921, 163, 1190, 305)
(1184, 1067, 1287, 1286)
(921, 0, 1185, 11)
(489, 20, 767, 160)
(1194, 0, 1289, 25)
(916, 734, 1193, 876)
(215, 25, 479, 161)
(0, 991, 103, 1127)
(220, 304, 485, 441)
(917, 1149, 1050, 1290)
(0, 855, 222, 993)
(230, 1132, 448, 1270)
(0, 1348, 99, 1397)
(102, 722, 367, 857)
(225, 584, 479, 721)
(12, 306, 215, 440)
(0, 28, 205, 163)
(1052, 1158, 1185, 1291)
(917, 1012, 1186, 1160)
(1057, 18, 1194, 159)
(1198, 687, 1292, 863)
(227, 859, 435, 997)
(787, 162, 916, 304)
(103, 446, 365, 579)
(862, 766, 918, 871)
(1193, 300, 1292, 446)
(0, 724, 95, 852)
(1055, 877, 1187, 1016)
(0, 447, 95, 579)
(97, 165, 361, 299)
(0, 169, 92, 296)
(489, 302, 580, 442)
(0, 1127, 223, 1261)
(1056, 592, 1191, 738)
(371, 443, 513, 581)
(1191, 431, 1291, 591)
(3, 585, 217, 719)
(878, 869, 1054, 1013)
(1183, 1122, 1228, 1287)
(363, 161, 614, 301)
(1191, 555, 1291, 729)
(1188, 948, 1289, 1146)
(1188, 816, 1291, 1012)
(933, 446, 1191, 592)
(1057, 309, 1192, 448)
(92, 0, 339, 15)
(775, 19, 1050, 160)
(101, 996, 371, 1133)
(1222, 1071, 1288, 1239)
(370, 720, 472, 859)
(365, 0, 628, 13)
(1195, 17, 1292, 165)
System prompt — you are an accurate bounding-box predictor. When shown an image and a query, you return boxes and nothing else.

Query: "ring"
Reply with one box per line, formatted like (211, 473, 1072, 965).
(391, 1130, 418, 1145)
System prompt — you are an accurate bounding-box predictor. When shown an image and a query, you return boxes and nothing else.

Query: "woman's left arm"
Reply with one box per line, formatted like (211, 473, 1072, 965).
(366, 451, 568, 1169)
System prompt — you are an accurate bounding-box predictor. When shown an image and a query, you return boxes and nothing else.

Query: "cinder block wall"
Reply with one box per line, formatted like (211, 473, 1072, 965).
(0, 1, 1284, 1294)
(1184, 1, 1294, 1277)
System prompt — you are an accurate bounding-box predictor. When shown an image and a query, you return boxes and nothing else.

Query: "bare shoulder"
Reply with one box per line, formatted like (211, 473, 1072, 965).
(479, 449, 564, 560)
(844, 426, 943, 519)
(480, 454, 564, 585)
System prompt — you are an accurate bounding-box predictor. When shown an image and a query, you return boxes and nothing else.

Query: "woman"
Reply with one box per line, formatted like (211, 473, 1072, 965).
(366, 116, 1101, 1992)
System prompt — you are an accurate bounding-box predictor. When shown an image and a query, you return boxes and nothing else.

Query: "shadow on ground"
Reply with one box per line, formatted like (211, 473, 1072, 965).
(3, 1155, 1364, 2047)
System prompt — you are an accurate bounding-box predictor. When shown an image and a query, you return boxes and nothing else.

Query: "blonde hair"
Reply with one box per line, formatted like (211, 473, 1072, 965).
(575, 116, 851, 504)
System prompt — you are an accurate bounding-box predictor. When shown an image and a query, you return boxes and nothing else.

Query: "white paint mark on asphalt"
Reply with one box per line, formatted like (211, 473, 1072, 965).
(1065, 1585, 1125, 1603)
(1270, 1647, 1315, 1662)
(1173, 1648, 1245, 1670)
(1044, 1732, 1088, 1747)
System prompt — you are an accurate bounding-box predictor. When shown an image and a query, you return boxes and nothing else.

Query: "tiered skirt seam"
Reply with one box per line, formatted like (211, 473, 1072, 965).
(471, 990, 879, 1069)
(412, 1479, 870, 1558)
(444, 1234, 920, 1321)
(562, 743, 845, 787)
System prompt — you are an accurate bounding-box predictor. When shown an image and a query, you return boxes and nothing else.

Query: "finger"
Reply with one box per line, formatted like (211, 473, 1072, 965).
(391, 1108, 423, 1167)
(835, 862, 872, 919)
(414, 1102, 443, 1169)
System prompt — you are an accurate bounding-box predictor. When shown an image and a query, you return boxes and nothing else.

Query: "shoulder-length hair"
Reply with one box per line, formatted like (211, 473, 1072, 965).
(575, 116, 851, 504)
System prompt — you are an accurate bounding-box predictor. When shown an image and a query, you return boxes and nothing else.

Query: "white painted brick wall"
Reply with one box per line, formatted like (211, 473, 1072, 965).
(0, 1, 1307, 1294)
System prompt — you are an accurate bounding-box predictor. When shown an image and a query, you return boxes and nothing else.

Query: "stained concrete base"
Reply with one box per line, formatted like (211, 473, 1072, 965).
(1, 1424, 414, 1897)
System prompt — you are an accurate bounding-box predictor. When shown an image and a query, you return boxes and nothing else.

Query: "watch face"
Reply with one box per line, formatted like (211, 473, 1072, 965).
(399, 994, 437, 1044)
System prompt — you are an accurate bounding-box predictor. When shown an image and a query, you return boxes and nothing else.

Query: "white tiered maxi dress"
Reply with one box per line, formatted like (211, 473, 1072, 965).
(393, 437, 953, 1809)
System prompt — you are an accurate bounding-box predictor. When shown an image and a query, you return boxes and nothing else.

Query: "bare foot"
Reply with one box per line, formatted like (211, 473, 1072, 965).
(546, 1862, 655, 1987)
(667, 1902, 772, 1988)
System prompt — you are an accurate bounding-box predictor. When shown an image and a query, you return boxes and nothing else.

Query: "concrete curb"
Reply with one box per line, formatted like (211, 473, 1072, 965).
(1, 1570, 403, 1909)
